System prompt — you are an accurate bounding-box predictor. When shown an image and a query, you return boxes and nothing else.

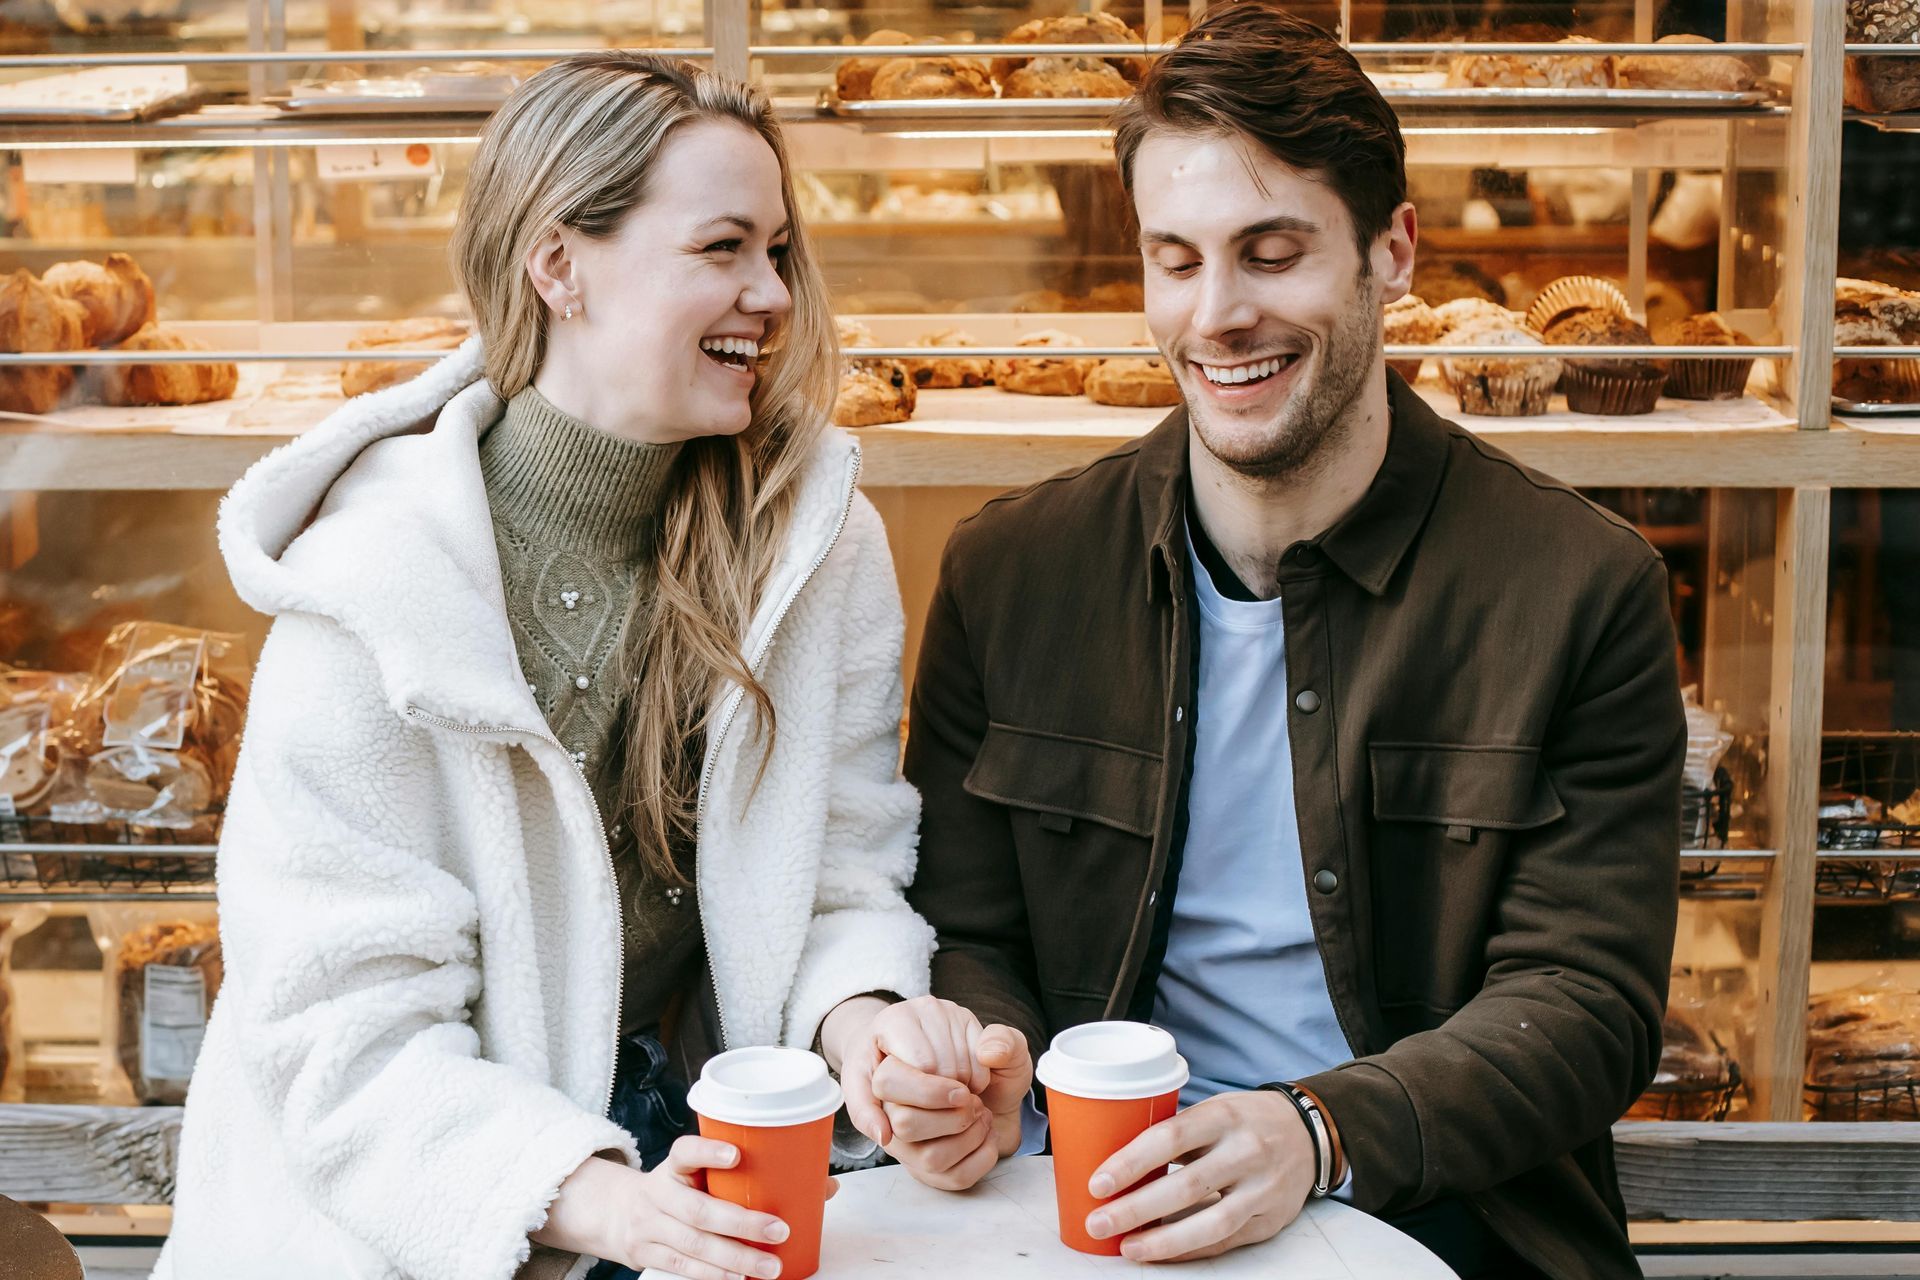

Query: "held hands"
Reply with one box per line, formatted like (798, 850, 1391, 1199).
(825, 995, 1033, 1191)
(1081, 1089, 1316, 1262)
(534, 1140, 837, 1280)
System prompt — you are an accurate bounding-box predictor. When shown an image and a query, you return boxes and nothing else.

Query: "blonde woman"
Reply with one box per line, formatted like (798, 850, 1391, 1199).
(156, 54, 937, 1280)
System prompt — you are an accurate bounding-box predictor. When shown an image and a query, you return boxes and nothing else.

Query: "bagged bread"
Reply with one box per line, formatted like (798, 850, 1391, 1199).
(0, 904, 51, 1103)
(90, 903, 222, 1105)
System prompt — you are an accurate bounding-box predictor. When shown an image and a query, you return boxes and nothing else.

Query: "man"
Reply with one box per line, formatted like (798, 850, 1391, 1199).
(850, 6, 1684, 1279)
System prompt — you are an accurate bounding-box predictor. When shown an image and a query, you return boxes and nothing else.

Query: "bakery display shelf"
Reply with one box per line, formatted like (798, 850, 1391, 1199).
(1613, 1123, 1920, 1225)
(1, 817, 218, 896)
(0, 105, 487, 148)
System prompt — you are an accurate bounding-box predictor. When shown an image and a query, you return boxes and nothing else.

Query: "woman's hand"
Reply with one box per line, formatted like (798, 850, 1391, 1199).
(827, 994, 986, 1148)
(535, 1138, 836, 1279)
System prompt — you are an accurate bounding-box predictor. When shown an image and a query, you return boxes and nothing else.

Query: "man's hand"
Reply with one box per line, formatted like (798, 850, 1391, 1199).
(1082, 1089, 1316, 1262)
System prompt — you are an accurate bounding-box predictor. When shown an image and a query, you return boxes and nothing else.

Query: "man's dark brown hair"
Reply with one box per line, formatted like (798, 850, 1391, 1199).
(1112, 1, 1407, 259)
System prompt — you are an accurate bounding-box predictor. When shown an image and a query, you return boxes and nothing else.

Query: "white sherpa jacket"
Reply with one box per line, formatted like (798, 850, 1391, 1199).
(154, 338, 934, 1280)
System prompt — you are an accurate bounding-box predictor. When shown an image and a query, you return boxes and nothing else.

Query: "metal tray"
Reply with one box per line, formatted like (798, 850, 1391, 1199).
(1834, 396, 1920, 417)
(821, 95, 1126, 118)
(0, 67, 204, 123)
(269, 74, 517, 116)
(1378, 86, 1770, 109)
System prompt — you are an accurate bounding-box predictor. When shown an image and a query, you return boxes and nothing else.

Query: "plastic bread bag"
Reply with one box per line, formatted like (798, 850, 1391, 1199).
(1, 666, 86, 821)
(0, 903, 51, 1102)
(1679, 685, 1733, 793)
(88, 902, 222, 1105)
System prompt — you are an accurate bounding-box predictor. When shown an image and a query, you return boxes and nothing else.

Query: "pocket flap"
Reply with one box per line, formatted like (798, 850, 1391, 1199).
(1370, 743, 1565, 831)
(964, 722, 1161, 838)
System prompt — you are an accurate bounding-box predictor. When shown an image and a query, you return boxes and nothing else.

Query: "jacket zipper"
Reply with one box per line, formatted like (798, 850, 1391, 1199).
(403, 705, 627, 1119)
(691, 447, 862, 1054)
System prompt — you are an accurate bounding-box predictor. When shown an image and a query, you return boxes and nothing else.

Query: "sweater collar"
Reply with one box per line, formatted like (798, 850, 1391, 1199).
(480, 385, 683, 560)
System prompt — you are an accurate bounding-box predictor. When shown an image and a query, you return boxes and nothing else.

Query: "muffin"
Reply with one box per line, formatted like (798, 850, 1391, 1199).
(1439, 319, 1561, 416)
(1003, 56, 1130, 99)
(994, 330, 1094, 396)
(1527, 275, 1632, 335)
(1432, 296, 1524, 338)
(833, 30, 915, 102)
(1615, 34, 1757, 93)
(1544, 309, 1666, 414)
(1657, 312, 1753, 400)
(1845, 0, 1920, 113)
(1085, 357, 1179, 407)
(1833, 315, 1920, 404)
(905, 328, 992, 389)
(871, 55, 994, 101)
(1447, 35, 1614, 90)
(1383, 295, 1443, 384)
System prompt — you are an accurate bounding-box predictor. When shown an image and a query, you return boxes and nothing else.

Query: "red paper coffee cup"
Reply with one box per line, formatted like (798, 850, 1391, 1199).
(687, 1046, 843, 1280)
(1036, 1022, 1188, 1256)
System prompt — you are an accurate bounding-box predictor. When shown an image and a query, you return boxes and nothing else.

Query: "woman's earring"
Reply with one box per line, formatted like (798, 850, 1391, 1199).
(562, 303, 575, 322)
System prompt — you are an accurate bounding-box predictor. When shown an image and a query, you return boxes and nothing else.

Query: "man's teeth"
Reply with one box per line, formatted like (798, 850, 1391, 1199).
(1199, 356, 1289, 385)
(699, 336, 759, 360)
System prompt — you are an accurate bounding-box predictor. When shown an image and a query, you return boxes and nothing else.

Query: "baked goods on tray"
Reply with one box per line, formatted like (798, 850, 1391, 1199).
(341, 316, 470, 398)
(1440, 319, 1562, 417)
(0, 267, 86, 414)
(1543, 309, 1667, 414)
(1447, 35, 1613, 90)
(1384, 295, 1443, 383)
(1003, 55, 1130, 99)
(871, 55, 994, 100)
(1614, 33, 1757, 93)
(994, 329, 1094, 396)
(42, 251, 156, 347)
(833, 30, 915, 102)
(1085, 356, 1179, 407)
(1807, 982, 1920, 1120)
(905, 328, 993, 389)
(99, 325, 240, 406)
(1657, 312, 1754, 400)
(992, 11, 1144, 85)
(1845, 0, 1920, 113)
(832, 359, 916, 427)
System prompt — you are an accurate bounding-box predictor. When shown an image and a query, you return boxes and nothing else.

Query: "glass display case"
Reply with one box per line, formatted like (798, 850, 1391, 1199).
(0, 0, 1917, 1258)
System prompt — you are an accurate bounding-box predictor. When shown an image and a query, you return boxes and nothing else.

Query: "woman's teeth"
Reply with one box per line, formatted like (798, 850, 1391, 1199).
(699, 336, 759, 367)
(1199, 355, 1293, 385)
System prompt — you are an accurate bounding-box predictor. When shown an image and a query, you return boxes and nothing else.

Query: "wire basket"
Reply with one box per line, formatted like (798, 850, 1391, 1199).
(1805, 1075, 1920, 1122)
(1818, 733, 1920, 852)
(1680, 767, 1733, 851)
(0, 812, 219, 891)
(1628, 1060, 1743, 1122)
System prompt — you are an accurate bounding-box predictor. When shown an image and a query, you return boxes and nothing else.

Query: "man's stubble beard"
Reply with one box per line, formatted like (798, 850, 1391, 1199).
(1188, 268, 1380, 485)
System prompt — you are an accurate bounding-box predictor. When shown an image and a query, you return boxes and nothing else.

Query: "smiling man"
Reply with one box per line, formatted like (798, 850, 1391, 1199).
(881, 5, 1686, 1279)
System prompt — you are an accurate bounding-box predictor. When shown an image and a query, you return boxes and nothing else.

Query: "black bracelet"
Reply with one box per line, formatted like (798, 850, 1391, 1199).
(1259, 1082, 1331, 1197)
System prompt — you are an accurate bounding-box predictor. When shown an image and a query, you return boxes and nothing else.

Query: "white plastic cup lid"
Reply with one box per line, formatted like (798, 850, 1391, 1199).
(1035, 1022, 1189, 1101)
(686, 1046, 844, 1128)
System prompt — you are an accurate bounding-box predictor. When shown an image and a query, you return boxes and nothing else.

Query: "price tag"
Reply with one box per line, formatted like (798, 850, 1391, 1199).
(316, 143, 441, 182)
(22, 147, 137, 186)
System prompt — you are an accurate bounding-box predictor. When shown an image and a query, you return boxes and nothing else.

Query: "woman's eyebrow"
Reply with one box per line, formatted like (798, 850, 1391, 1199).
(696, 214, 793, 238)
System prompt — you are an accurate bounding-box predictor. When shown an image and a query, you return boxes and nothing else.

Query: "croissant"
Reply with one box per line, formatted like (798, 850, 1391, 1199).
(43, 252, 157, 347)
(99, 325, 238, 406)
(0, 268, 86, 413)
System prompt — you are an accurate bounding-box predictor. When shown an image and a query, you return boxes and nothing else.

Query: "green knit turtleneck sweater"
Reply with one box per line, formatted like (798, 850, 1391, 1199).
(480, 385, 702, 1038)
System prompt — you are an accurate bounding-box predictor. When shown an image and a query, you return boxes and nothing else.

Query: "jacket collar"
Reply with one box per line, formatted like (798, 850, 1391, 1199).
(1134, 367, 1450, 600)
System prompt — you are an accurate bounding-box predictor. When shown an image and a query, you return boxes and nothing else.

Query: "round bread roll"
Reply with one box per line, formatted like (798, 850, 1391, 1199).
(871, 55, 994, 100)
(833, 30, 915, 102)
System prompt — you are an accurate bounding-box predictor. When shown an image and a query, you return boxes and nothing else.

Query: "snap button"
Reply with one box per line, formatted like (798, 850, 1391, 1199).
(1313, 869, 1339, 894)
(1295, 689, 1322, 714)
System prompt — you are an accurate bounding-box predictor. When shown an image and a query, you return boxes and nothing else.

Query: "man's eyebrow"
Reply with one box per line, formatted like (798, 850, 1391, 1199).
(1139, 215, 1321, 251)
(697, 214, 793, 237)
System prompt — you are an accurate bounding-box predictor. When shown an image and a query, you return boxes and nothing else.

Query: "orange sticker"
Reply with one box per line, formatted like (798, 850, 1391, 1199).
(406, 144, 432, 167)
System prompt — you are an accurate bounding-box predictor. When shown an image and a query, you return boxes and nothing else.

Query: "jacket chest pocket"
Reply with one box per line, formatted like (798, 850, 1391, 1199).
(965, 722, 1161, 999)
(1368, 743, 1564, 1012)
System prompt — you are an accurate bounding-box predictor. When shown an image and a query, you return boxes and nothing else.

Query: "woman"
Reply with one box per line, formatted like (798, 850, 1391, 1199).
(157, 54, 936, 1280)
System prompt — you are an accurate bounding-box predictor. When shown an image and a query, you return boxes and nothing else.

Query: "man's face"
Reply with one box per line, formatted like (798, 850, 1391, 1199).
(1133, 130, 1394, 479)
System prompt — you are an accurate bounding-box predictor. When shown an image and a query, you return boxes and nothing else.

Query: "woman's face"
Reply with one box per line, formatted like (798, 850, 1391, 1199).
(552, 118, 794, 442)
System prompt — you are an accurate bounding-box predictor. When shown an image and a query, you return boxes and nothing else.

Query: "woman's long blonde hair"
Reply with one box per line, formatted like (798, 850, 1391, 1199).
(451, 53, 838, 884)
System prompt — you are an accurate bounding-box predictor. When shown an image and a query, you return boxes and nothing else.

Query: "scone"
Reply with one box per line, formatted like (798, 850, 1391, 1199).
(0, 268, 87, 414)
(833, 30, 915, 102)
(340, 316, 470, 398)
(905, 328, 992, 389)
(42, 252, 156, 347)
(994, 330, 1093, 396)
(832, 359, 916, 427)
(1845, 0, 1920, 113)
(1447, 35, 1614, 90)
(1003, 56, 1130, 99)
(1615, 34, 1756, 93)
(871, 55, 994, 100)
(1383, 295, 1443, 383)
(993, 11, 1144, 85)
(1086, 357, 1179, 407)
(99, 325, 240, 406)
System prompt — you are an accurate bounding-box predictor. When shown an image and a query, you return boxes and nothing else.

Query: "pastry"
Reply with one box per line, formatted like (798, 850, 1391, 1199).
(1078, 281, 1144, 313)
(1657, 312, 1753, 400)
(1431, 296, 1524, 337)
(994, 330, 1094, 396)
(871, 55, 994, 100)
(1447, 35, 1613, 90)
(100, 326, 239, 406)
(1085, 357, 1179, 407)
(1383, 295, 1443, 383)
(1543, 310, 1666, 414)
(1012, 289, 1071, 314)
(833, 29, 915, 103)
(1412, 259, 1507, 307)
(114, 919, 223, 1105)
(1526, 275, 1632, 335)
(832, 359, 915, 427)
(993, 11, 1144, 85)
(1615, 34, 1756, 93)
(1834, 315, 1920, 403)
(42, 252, 156, 347)
(1836, 278, 1920, 341)
(1440, 320, 1562, 417)
(905, 328, 992, 389)
(1003, 56, 1131, 99)
(1845, 1, 1920, 114)
(0, 268, 86, 414)
(340, 316, 470, 398)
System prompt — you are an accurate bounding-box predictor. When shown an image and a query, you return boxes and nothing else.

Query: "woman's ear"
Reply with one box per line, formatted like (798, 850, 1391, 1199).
(524, 228, 580, 317)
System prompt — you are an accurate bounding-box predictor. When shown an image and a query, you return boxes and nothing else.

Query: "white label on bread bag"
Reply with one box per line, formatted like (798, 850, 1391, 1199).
(141, 963, 207, 1082)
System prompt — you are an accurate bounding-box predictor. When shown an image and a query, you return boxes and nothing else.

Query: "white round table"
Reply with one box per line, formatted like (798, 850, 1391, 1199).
(810, 1156, 1457, 1278)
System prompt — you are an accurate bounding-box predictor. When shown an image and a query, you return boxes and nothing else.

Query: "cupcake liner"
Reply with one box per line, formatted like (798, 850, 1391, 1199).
(1665, 356, 1754, 400)
(1526, 276, 1631, 334)
(1833, 356, 1920, 405)
(1562, 363, 1666, 415)
(1453, 371, 1555, 417)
